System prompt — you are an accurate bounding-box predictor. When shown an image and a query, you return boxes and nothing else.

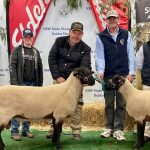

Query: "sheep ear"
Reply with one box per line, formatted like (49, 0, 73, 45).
(117, 76, 125, 84)
(121, 76, 126, 83)
(73, 71, 79, 76)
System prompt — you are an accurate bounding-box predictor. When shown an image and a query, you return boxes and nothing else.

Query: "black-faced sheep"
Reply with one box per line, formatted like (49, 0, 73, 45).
(106, 75, 150, 150)
(0, 67, 95, 150)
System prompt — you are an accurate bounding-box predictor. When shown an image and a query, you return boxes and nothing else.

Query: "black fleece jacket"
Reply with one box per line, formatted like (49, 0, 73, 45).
(48, 36, 91, 80)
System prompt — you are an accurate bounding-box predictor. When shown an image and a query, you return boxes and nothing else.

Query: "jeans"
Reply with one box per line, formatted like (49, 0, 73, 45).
(11, 119, 30, 135)
(11, 81, 36, 136)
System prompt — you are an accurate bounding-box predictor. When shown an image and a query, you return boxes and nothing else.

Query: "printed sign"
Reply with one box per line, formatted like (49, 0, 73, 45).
(0, 1, 10, 85)
(135, 0, 150, 23)
(9, 0, 52, 51)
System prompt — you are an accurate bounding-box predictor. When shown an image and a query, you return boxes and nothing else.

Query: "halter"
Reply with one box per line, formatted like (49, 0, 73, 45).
(77, 73, 94, 84)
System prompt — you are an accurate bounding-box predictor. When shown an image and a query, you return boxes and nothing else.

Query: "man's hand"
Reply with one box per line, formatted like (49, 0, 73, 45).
(56, 77, 65, 83)
(97, 73, 104, 80)
(127, 74, 134, 82)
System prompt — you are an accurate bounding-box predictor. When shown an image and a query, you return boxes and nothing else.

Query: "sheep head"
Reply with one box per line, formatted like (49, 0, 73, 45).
(105, 75, 126, 90)
(73, 67, 95, 86)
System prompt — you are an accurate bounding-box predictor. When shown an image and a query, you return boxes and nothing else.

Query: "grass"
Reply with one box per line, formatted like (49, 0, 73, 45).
(2, 129, 150, 150)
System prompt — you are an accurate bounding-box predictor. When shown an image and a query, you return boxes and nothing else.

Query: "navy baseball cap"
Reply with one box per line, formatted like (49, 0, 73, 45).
(22, 28, 33, 37)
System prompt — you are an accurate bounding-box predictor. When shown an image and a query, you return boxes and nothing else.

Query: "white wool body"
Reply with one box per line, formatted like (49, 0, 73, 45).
(119, 79, 150, 123)
(0, 72, 83, 127)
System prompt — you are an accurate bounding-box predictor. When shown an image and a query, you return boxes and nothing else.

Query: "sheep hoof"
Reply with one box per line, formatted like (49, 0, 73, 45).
(56, 145, 63, 150)
(133, 148, 140, 150)
(56, 148, 63, 150)
(52, 138, 56, 144)
(134, 143, 141, 150)
(0, 145, 4, 150)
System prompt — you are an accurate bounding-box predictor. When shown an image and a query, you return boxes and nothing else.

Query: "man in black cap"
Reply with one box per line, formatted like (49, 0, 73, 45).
(9, 28, 43, 141)
(47, 22, 92, 140)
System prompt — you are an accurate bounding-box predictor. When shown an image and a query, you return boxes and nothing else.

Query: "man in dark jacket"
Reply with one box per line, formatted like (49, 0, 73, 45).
(9, 28, 43, 141)
(48, 22, 91, 140)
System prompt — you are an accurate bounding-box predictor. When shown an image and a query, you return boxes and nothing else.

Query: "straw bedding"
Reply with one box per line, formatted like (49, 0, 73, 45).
(32, 102, 134, 130)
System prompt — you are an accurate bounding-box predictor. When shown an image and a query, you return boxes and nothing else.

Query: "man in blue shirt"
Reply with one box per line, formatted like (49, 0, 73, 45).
(95, 9, 135, 140)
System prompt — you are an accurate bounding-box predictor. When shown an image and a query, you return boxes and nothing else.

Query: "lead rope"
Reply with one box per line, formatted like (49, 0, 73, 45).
(93, 73, 106, 95)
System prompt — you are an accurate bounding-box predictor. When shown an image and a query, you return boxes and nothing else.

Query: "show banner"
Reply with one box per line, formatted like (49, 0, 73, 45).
(135, 0, 150, 50)
(135, 0, 150, 24)
(9, 0, 52, 51)
(0, 1, 10, 85)
(135, 0, 150, 89)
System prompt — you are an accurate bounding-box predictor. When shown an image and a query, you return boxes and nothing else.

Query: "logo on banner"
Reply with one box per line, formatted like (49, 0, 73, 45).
(59, 5, 71, 17)
(9, 0, 52, 51)
(0, 26, 6, 44)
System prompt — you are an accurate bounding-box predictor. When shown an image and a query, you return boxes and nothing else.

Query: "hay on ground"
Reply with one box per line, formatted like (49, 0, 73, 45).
(31, 102, 135, 130)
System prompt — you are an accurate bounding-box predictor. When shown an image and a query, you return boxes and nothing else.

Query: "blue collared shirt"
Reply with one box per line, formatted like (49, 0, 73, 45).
(95, 28, 135, 75)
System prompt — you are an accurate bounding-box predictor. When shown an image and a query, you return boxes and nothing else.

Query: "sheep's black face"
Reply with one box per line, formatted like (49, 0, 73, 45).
(73, 67, 95, 86)
(106, 75, 126, 90)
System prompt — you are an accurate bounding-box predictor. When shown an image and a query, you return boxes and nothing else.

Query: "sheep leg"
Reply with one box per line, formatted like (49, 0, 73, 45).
(52, 118, 56, 143)
(0, 125, 5, 150)
(134, 121, 145, 150)
(52, 119, 63, 150)
(55, 122, 63, 150)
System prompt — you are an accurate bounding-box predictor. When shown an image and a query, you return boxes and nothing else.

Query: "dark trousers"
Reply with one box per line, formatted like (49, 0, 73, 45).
(104, 88, 126, 131)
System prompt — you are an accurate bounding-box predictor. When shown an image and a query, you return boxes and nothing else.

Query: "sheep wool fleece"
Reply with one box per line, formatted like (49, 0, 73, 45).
(49, 80, 83, 135)
(48, 101, 83, 135)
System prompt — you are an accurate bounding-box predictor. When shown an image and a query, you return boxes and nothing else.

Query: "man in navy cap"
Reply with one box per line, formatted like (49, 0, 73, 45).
(9, 28, 43, 141)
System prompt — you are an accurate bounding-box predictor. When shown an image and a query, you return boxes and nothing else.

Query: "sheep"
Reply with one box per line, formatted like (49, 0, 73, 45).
(0, 67, 95, 150)
(106, 75, 150, 150)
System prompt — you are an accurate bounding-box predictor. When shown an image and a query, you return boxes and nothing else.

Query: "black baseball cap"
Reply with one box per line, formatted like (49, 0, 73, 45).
(22, 28, 33, 37)
(71, 22, 83, 32)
